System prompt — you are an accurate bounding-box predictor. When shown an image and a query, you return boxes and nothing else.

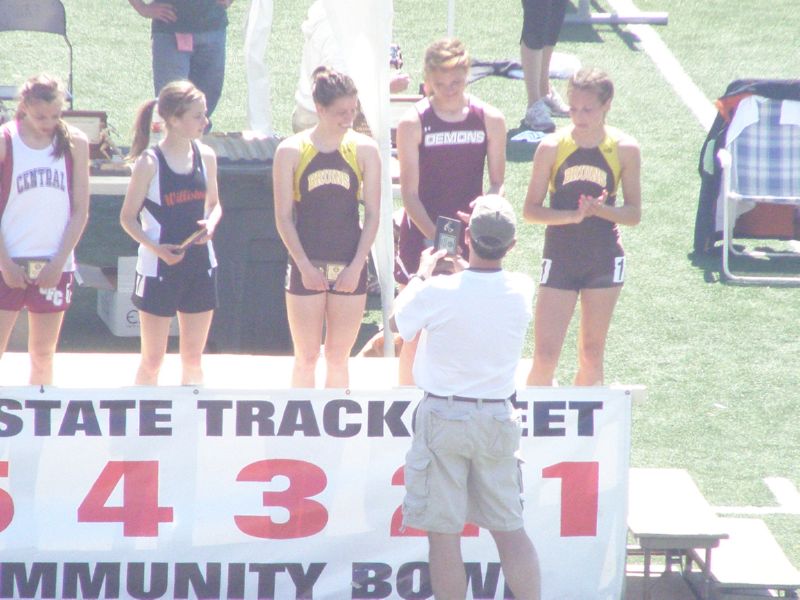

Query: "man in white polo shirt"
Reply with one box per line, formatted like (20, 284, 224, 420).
(391, 194, 540, 600)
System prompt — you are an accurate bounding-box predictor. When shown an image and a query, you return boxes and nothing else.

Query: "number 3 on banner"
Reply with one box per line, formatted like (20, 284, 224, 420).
(542, 461, 599, 537)
(235, 459, 328, 539)
(0, 462, 13, 532)
(77, 461, 174, 537)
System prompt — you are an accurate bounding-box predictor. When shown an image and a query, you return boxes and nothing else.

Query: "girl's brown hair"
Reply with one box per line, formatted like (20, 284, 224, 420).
(16, 74, 72, 159)
(129, 80, 206, 158)
(568, 67, 615, 105)
(424, 38, 470, 76)
(311, 66, 358, 108)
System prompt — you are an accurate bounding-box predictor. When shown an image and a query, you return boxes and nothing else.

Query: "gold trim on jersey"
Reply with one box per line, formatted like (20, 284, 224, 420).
(549, 126, 622, 195)
(293, 129, 363, 201)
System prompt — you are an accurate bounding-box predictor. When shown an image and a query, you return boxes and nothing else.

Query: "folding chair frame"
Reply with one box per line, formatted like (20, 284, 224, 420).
(0, 0, 73, 108)
(718, 148, 800, 284)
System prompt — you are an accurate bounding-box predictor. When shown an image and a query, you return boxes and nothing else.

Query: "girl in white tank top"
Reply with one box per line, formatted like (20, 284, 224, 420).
(0, 74, 90, 385)
(1, 119, 73, 265)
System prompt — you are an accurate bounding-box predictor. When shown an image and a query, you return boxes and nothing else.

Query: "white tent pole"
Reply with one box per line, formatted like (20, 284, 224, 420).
(374, 0, 396, 357)
(243, 0, 274, 133)
(447, 0, 455, 36)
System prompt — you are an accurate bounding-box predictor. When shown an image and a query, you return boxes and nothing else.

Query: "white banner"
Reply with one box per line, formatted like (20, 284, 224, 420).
(0, 387, 631, 599)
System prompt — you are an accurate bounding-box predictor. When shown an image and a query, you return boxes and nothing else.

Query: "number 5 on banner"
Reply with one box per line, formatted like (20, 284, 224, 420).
(0, 462, 13, 532)
(77, 461, 174, 537)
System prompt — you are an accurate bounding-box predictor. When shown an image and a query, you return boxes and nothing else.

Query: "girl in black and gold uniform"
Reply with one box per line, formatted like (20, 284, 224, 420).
(523, 68, 642, 386)
(273, 67, 380, 388)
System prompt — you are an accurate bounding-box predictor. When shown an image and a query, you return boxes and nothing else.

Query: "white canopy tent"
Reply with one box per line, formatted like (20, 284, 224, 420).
(243, 0, 273, 134)
(244, 0, 397, 355)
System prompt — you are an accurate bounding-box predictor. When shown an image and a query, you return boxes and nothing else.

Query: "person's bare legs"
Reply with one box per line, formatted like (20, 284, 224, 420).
(520, 42, 545, 108)
(0, 310, 20, 358)
(136, 312, 173, 385)
(177, 310, 213, 385)
(285, 292, 326, 388)
(27, 311, 64, 385)
(428, 532, 466, 599)
(491, 528, 541, 600)
(527, 286, 578, 385)
(574, 286, 621, 386)
(540, 45, 555, 99)
(323, 292, 366, 388)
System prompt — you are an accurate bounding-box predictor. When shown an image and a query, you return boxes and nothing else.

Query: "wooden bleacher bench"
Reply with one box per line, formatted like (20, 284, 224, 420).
(627, 468, 729, 599)
(688, 517, 800, 599)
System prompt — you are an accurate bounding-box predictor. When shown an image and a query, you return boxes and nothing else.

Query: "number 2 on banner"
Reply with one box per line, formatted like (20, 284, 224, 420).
(542, 461, 599, 536)
(77, 461, 174, 537)
(0, 462, 13, 532)
(389, 466, 479, 537)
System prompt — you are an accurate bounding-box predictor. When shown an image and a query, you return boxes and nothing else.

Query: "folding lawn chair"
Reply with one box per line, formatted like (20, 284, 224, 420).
(0, 0, 74, 108)
(718, 95, 800, 283)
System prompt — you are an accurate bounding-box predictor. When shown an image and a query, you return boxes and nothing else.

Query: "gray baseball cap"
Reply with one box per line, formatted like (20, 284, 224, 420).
(468, 194, 516, 251)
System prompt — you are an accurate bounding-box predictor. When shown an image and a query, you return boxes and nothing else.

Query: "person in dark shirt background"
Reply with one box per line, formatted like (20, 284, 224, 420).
(128, 0, 233, 125)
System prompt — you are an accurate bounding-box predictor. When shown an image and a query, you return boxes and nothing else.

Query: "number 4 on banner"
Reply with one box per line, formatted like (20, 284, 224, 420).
(78, 461, 174, 537)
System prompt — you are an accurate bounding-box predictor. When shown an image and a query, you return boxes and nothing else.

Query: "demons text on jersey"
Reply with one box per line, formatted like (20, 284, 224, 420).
(423, 129, 486, 147)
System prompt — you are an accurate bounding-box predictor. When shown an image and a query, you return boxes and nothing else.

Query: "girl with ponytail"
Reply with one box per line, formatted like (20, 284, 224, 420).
(120, 80, 222, 385)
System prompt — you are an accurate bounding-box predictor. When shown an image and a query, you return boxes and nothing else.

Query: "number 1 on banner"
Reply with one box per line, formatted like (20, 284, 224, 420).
(542, 461, 599, 537)
(77, 461, 174, 537)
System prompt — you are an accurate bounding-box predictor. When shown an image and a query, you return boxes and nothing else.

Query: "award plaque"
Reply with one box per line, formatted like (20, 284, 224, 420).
(62, 110, 109, 160)
(13, 257, 49, 280)
(311, 260, 347, 285)
(434, 216, 462, 256)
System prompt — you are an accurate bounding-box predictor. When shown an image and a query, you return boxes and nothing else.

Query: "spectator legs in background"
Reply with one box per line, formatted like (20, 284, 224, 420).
(521, 42, 556, 132)
(189, 29, 226, 121)
(151, 29, 226, 126)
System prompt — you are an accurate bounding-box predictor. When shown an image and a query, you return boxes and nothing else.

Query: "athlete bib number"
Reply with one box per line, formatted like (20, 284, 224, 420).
(612, 256, 625, 284)
(540, 258, 553, 284)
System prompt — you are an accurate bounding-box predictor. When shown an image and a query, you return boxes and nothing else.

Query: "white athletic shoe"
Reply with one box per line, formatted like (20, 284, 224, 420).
(523, 98, 555, 132)
(544, 88, 570, 117)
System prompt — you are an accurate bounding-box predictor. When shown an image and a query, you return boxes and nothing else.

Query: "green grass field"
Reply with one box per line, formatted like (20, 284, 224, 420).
(2, 0, 799, 567)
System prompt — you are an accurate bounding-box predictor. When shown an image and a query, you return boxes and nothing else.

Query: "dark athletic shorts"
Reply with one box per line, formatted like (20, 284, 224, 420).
(0, 272, 74, 313)
(520, 0, 567, 50)
(539, 252, 625, 291)
(131, 265, 218, 317)
(285, 258, 368, 296)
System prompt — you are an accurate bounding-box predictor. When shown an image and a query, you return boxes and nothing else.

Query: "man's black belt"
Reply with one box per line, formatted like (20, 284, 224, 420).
(425, 393, 514, 404)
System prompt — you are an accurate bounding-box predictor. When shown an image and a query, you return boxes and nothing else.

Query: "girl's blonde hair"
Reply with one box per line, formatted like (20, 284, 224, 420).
(424, 38, 470, 76)
(16, 74, 72, 159)
(129, 80, 206, 158)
